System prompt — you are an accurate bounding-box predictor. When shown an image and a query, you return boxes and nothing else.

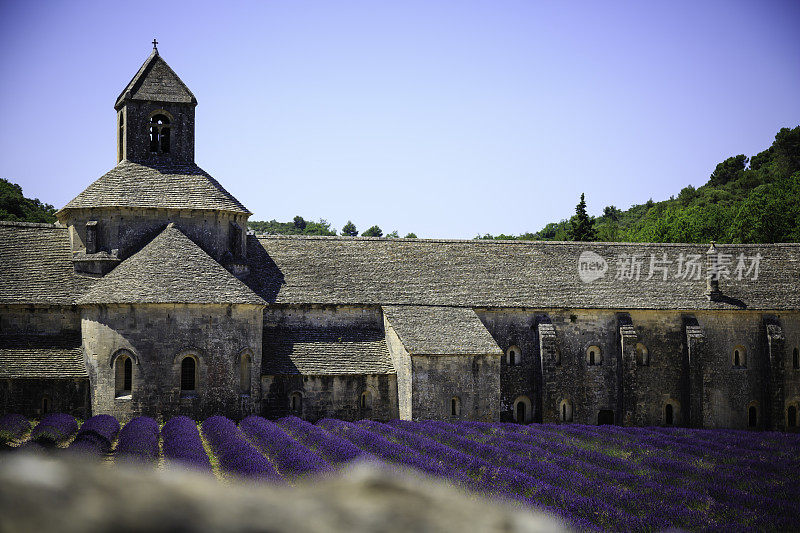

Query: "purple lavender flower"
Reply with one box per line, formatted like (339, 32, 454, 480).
(115, 417, 159, 463)
(201, 415, 282, 482)
(240, 416, 331, 480)
(162, 416, 210, 471)
(0, 414, 30, 442)
(277, 416, 368, 465)
(68, 414, 120, 455)
(29, 413, 78, 445)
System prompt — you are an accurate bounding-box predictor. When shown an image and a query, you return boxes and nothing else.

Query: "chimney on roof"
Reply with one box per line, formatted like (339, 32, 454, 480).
(706, 241, 722, 301)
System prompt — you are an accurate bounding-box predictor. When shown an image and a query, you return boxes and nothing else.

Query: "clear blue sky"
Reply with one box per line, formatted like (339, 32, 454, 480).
(1, 1, 798, 239)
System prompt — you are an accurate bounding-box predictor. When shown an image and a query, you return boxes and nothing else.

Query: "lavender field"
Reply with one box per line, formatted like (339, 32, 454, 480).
(2, 413, 798, 532)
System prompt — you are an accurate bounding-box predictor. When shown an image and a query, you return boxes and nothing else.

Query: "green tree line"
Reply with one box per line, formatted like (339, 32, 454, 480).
(478, 126, 800, 243)
(0, 179, 56, 223)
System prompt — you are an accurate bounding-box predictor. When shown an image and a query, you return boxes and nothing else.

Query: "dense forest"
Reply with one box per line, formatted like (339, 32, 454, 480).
(479, 126, 800, 243)
(0, 179, 56, 223)
(3, 126, 797, 243)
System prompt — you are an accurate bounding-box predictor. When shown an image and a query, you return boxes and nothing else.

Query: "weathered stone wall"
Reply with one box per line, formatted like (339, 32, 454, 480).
(120, 100, 195, 164)
(261, 306, 398, 421)
(781, 313, 800, 430)
(693, 310, 777, 430)
(81, 303, 262, 422)
(475, 307, 799, 430)
(410, 355, 500, 422)
(384, 314, 412, 420)
(261, 374, 398, 422)
(61, 207, 247, 264)
(475, 309, 540, 422)
(0, 379, 88, 419)
(0, 305, 80, 335)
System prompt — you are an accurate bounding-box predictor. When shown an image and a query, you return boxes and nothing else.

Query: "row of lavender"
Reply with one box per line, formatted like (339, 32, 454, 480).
(2, 413, 798, 531)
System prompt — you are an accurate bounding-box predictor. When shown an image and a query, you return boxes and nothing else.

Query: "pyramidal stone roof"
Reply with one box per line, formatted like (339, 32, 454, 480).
(58, 160, 251, 215)
(115, 49, 196, 109)
(77, 224, 265, 305)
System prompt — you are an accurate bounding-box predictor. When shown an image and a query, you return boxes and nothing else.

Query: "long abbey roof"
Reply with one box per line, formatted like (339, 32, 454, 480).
(2, 221, 800, 311)
(245, 235, 800, 311)
(58, 161, 251, 215)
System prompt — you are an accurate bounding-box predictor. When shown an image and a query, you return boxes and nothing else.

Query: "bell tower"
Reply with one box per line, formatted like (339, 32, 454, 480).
(115, 40, 197, 164)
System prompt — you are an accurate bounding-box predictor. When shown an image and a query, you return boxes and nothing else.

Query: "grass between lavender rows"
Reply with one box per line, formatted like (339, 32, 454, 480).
(1, 413, 798, 532)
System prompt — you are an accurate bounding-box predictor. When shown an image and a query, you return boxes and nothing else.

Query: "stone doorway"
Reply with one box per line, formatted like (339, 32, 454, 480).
(597, 409, 614, 425)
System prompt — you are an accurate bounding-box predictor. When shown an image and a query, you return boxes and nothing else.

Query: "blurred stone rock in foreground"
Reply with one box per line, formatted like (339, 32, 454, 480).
(0, 454, 568, 533)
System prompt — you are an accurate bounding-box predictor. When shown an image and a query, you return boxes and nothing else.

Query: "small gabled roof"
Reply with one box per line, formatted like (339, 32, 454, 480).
(77, 224, 265, 306)
(0, 334, 86, 379)
(262, 326, 394, 375)
(382, 306, 502, 356)
(58, 160, 251, 215)
(115, 49, 196, 109)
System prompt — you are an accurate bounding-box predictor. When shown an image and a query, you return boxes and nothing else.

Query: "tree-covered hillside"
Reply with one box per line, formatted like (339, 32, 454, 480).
(0, 179, 56, 223)
(479, 126, 800, 243)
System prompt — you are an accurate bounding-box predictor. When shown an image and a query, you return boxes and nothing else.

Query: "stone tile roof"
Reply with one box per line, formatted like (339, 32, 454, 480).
(115, 50, 196, 109)
(77, 224, 265, 305)
(59, 160, 250, 215)
(247, 236, 800, 311)
(383, 306, 502, 356)
(0, 222, 96, 305)
(262, 326, 395, 375)
(0, 334, 86, 378)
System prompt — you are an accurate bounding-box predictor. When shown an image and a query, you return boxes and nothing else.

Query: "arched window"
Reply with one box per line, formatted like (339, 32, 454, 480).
(450, 397, 461, 417)
(506, 346, 521, 367)
(559, 399, 573, 422)
(513, 395, 532, 423)
(360, 390, 372, 409)
(586, 345, 602, 366)
(180, 356, 196, 392)
(793, 348, 799, 370)
(149, 113, 171, 154)
(733, 346, 747, 368)
(635, 343, 649, 366)
(115, 352, 133, 398)
(118, 110, 124, 161)
(788, 405, 797, 428)
(748, 405, 758, 428)
(240, 353, 251, 394)
(665, 404, 674, 425)
(290, 392, 303, 414)
(41, 396, 50, 414)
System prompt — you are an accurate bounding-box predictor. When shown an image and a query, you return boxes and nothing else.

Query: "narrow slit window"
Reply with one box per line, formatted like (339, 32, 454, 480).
(181, 356, 196, 391)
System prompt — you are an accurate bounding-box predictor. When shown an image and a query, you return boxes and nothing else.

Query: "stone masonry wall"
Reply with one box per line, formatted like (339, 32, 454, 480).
(0, 305, 80, 335)
(81, 303, 262, 422)
(384, 315, 412, 420)
(410, 355, 500, 422)
(474, 309, 540, 422)
(121, 100, 195, 164)
(62, 207, 247, 264)
(261, 374, 398, 422)
(0, 379, 89, 419)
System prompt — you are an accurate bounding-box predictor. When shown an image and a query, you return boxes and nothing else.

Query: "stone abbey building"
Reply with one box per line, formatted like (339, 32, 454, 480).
(2, 48, 799, 431)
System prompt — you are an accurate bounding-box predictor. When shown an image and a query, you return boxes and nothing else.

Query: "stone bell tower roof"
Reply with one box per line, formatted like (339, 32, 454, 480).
(115, 46, 196, 110)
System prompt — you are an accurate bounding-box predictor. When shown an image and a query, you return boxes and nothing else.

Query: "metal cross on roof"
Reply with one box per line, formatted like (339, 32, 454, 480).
(152, 38, 158, 51)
